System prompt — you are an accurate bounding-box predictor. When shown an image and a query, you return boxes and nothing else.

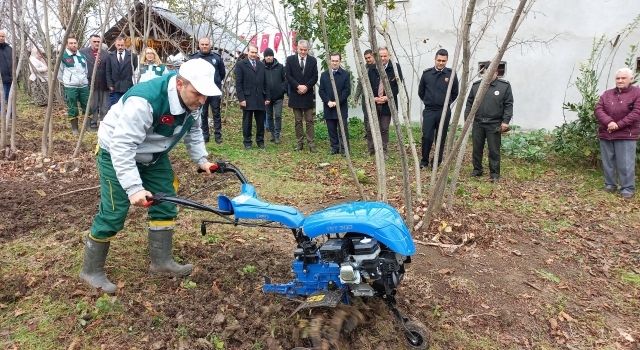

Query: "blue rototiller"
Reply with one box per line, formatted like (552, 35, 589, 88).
(148, 161, 429, 349)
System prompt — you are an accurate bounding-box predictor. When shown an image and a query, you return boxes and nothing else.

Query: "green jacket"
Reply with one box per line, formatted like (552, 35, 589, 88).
(465, 78, 514, 124)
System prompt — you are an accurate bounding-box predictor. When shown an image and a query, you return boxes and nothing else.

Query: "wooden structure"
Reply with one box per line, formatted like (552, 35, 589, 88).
(103, 2, 244, 61)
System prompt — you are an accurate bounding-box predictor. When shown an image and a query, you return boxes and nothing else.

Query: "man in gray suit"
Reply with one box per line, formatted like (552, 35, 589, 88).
(106, 36, 137, 107)
(285, 40, 318, 152)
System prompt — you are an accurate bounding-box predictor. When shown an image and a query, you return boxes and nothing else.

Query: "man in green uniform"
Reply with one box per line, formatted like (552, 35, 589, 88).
(58, 36, 89, 135)
(465, 70, 513, 181)
(79, 58, 222, 294)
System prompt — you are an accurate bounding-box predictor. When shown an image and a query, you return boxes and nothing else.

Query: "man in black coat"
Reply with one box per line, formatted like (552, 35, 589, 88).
(80, 34, 110, 129)
(235, 45, 270, 149)
(190, 37, 226, 143)
(319, 53, 351, 154)
(263, 48, 286, 144)
(105, 36, 137, 107)
(367, 47, 403, 155)
(417, 48, 459, 168)
(285, 40, 318, 152)
(0, 29, 13, 104)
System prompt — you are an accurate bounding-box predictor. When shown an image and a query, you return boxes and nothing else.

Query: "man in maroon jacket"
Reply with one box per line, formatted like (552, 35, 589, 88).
(595, 67, 640, 199)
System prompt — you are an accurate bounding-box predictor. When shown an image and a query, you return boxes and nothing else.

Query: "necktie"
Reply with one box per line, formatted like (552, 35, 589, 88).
(378, 80, 384, 97)
(333, 69, 337, 76)
(300, 58, 305, 72)
(251, 60, 256, 70)
(118, 52, 123, 63)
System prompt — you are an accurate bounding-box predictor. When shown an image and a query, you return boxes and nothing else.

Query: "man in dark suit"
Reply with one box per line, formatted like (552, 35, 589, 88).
(106, 36, 137, 107)
(80, 34, 110, 129)
(285, 40, 318, 152)
(190, 37, 226, 143)
(319, 52, 351, 155)
(418, 48, 459, 168)
(367, 47, 403, 155)
(235, 44, 270, 149)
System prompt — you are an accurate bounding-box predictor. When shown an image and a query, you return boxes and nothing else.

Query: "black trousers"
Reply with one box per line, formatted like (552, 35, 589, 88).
(421, 107, 451, 165)
(472, 122, 502, 176)
(202, 95, 222, 138)
(242, 109, 265, 147)
(326, 118, 349, 152)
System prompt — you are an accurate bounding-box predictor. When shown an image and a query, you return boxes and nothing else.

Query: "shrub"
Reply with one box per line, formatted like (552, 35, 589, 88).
(501, 126, 549, 162)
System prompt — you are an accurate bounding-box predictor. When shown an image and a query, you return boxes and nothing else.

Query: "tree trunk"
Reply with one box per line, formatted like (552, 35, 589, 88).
(378, 29, 422, 199)
(41, 0, 84, 156)
(72, 0, 113, 157)
(365, 0, 413, 229)
(317, 0, 367, 201)
(424, 0, 531, 225)
(347, 0, 386, 201)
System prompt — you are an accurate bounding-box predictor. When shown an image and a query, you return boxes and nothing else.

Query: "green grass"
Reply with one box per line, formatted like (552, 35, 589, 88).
(1, 297, 74, 349)
(620, 270, 640, 287)
(536, 269, 561, 284)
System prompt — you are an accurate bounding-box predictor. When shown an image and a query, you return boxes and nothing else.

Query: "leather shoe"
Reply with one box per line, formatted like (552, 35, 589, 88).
(309, 146, 317, 153)
(490, 174, 500, 182)
(203, 135, 210, 143)
(295, 145, 303, 151)
(471, 170, 483, 177)
(214, 136, 222, 144)
(244, 144, 251, 150)
(621, 192, 635, 199)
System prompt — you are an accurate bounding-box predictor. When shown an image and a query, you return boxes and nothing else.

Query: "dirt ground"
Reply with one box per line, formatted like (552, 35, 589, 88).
(1, 112, 639, 350)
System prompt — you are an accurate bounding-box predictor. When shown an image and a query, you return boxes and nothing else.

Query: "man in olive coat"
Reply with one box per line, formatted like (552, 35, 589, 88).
(465, 69, 513, 181)
(235, 44, 270, 149)
(285, 40, 318, 152)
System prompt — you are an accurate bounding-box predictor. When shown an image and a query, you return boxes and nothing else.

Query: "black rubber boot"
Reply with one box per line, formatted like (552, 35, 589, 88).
(79, 235, 117, 294)
(70, 118, 79, 135)
(148, 229, 193, 276)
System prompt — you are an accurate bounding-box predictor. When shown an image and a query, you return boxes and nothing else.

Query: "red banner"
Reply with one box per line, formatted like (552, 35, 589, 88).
(249, 35, 258, 47)
(260, 33, 270, 53)
(291, 31, 297, 52)
(273, 32, 283, 52)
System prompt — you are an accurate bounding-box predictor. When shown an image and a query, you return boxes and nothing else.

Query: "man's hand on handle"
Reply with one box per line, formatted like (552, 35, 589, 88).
(130, 189, 154, 207)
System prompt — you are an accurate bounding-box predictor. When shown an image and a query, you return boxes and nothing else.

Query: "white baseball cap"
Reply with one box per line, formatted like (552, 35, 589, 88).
(178, 58, 222, 97)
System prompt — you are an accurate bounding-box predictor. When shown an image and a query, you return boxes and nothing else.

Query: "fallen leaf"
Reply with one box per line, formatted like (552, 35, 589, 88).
(437, 268, 454, 275)
(617, 328, 635, 342)
(34, 189, 46, 197)
(14, 308, 25, 317)
(548, 318, 558, 330)
(559, 311, 575, 323)
(512, 250, 522, 256)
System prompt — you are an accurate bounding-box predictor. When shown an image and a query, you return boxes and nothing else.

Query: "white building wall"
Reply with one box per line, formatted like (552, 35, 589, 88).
(343, 0, 640, 130)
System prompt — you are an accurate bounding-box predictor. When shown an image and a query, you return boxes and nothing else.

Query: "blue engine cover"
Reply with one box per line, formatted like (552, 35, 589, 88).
(303, 201, 415, 256)
(262, 259, 344, 297)
(229, 184, 305, 228)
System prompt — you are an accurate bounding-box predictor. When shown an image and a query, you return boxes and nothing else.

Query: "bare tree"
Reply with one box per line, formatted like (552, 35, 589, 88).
(72, 0, 113, 157)
(424, 0, 534, 225)
(347, 0, 386, 201)
(41, 0, 83, 156)
(378, 28, 423, 199)
(365, 0, 413, 228)
(317, 0, 367, 200)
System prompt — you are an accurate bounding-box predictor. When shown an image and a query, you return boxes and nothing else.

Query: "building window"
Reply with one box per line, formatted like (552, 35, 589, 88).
(478, 61, 507, 77)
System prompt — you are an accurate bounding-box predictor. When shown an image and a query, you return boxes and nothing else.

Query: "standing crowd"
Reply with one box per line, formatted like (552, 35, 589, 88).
(0, 29, 636, 295)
